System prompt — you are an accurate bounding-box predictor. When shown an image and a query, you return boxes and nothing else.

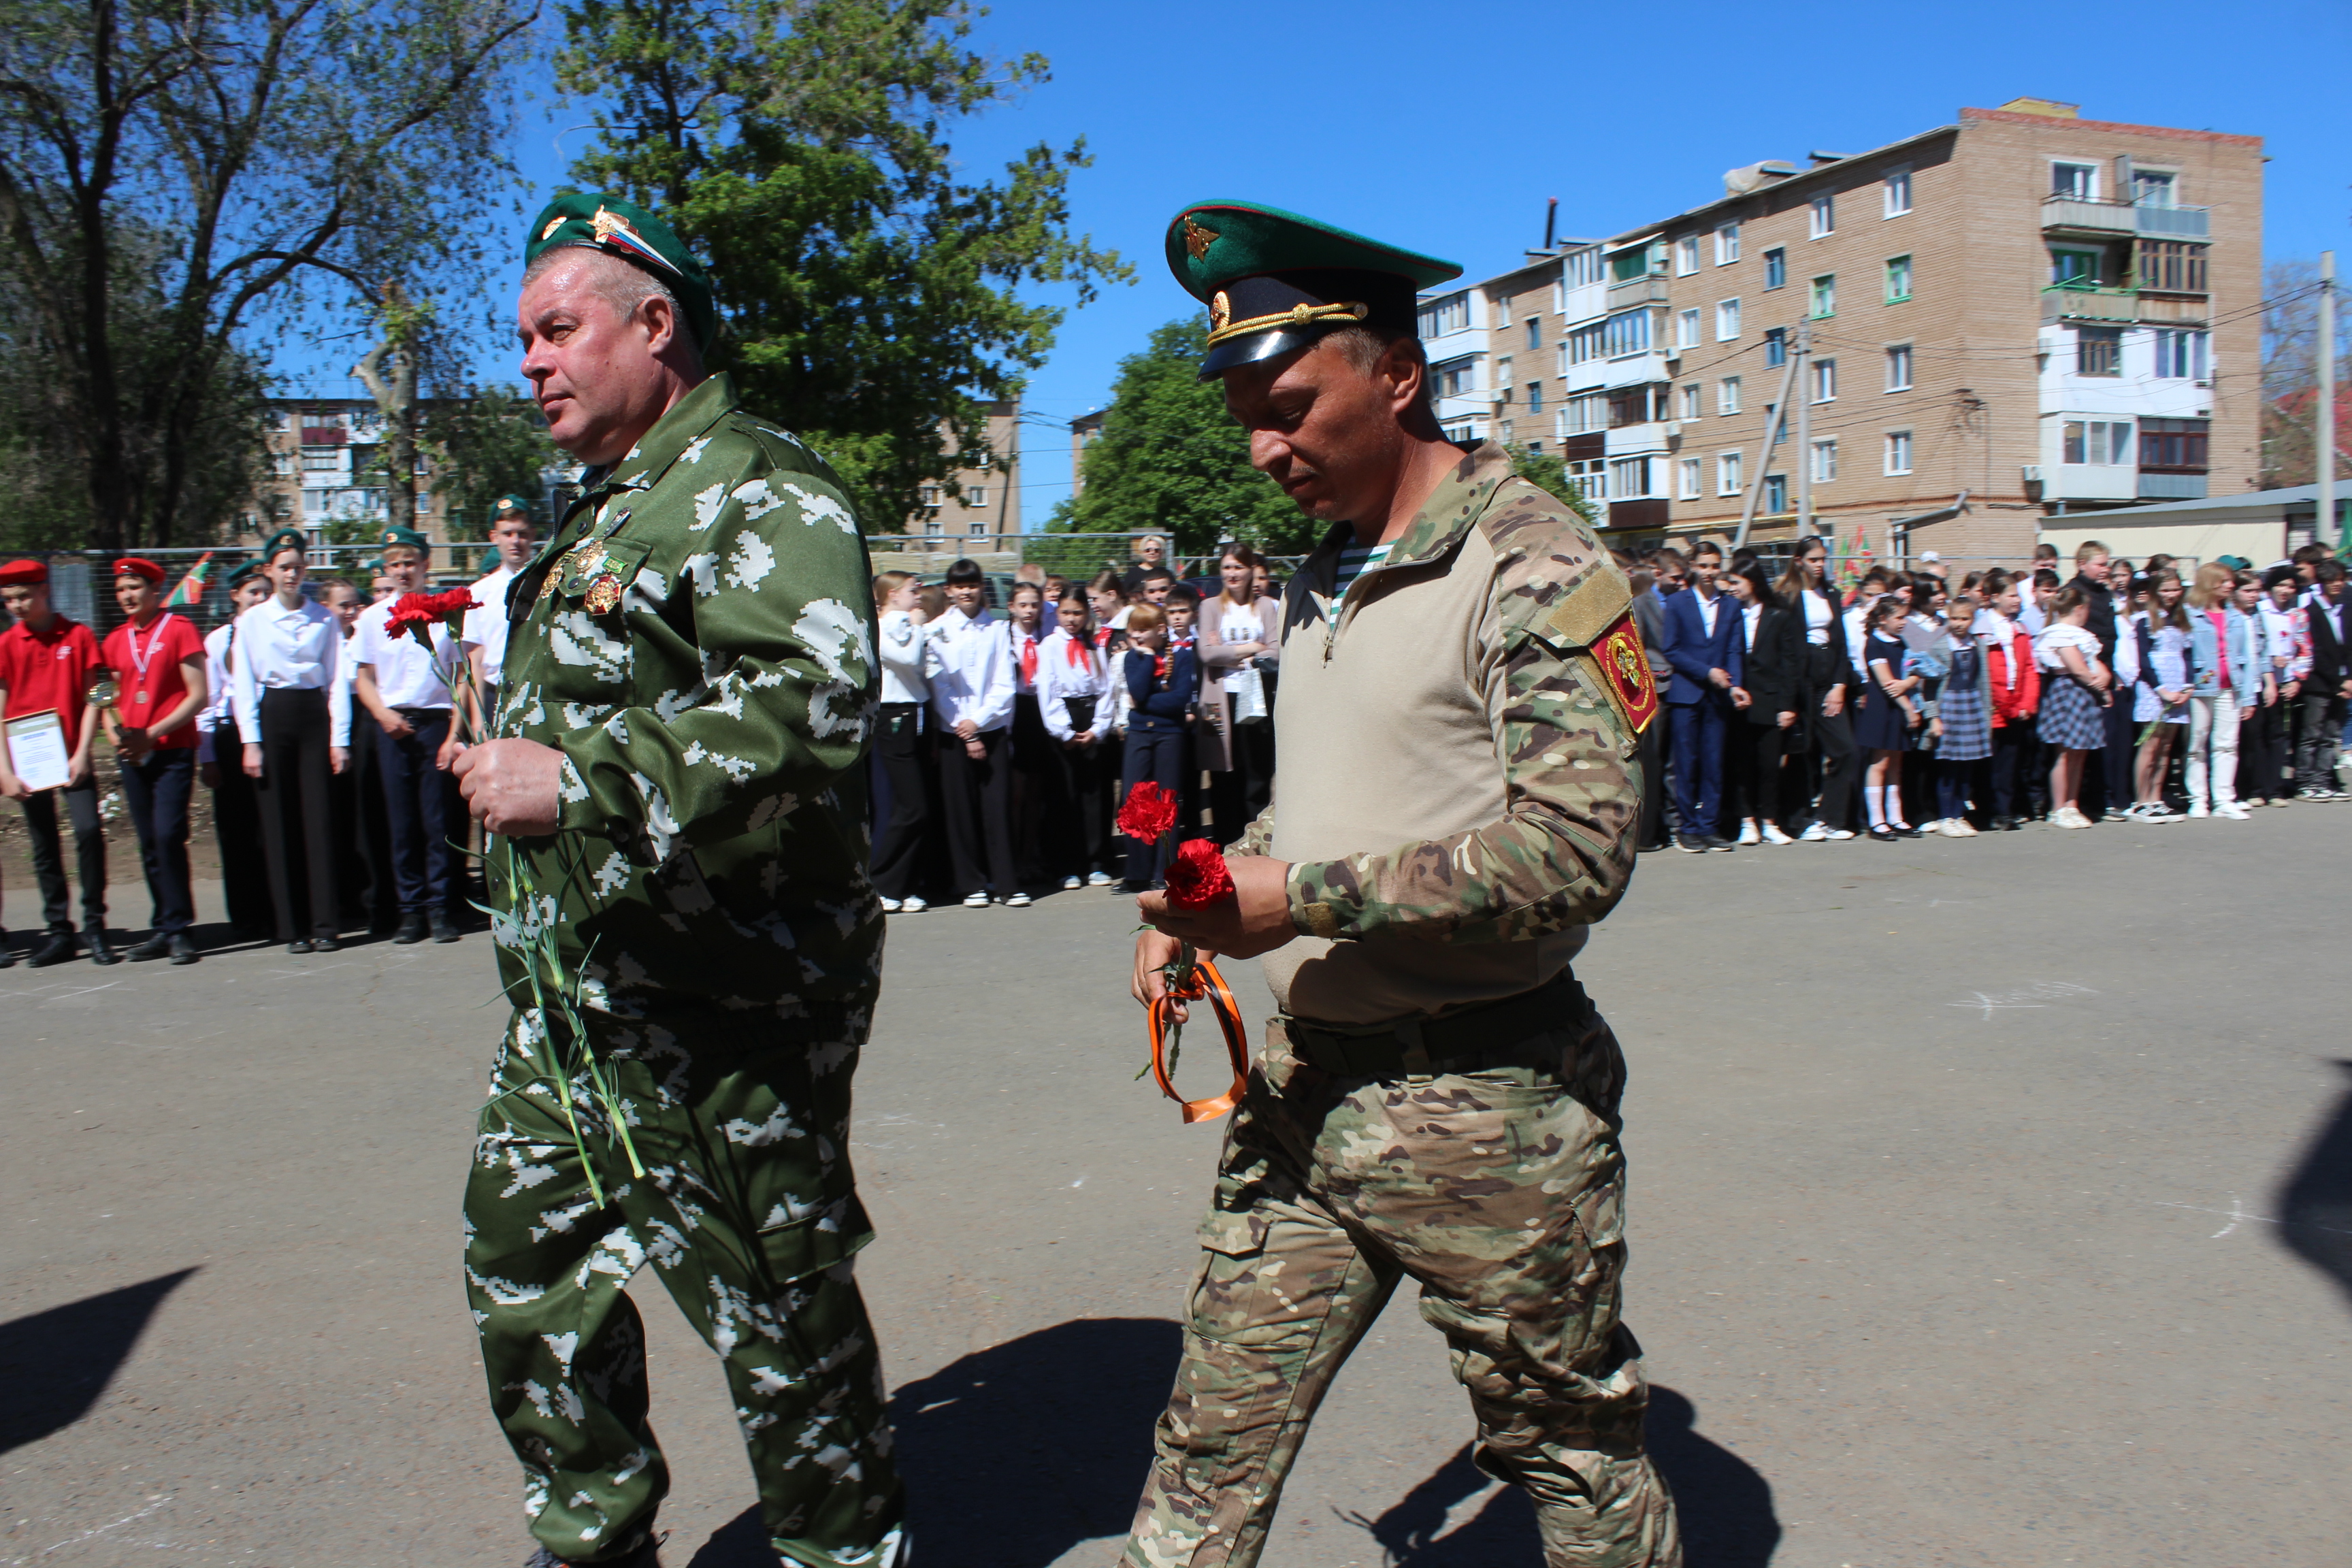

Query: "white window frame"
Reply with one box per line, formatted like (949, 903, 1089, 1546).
(1565, 390, 1607, 434)
(1810, 438, 1838, 484)
(1716, 298, 1742, 341)
(1810, 193, 1835, 238)
(1679, 383, 1703, 421)
(2153, 328, 2210, 380)
(1718, 376, 1742, 415)
(1884, 343, 1913, 392)
(1434, 355, 1479, 399)
(1677, 308, 1701, 349)
(1678, 457, 1702, 500)
(1812, 358, 1837, 404)
(1716, 223, 1741, 265)
(1883, 166, 1912, 217)
(1676, 235, 1701, 276)
(1716, 451, 1743, 497)
(1524, 317, 1541, 351)
(1885, 254, 1912, 302)
(1608, 455, 1654, 500)
(1884, 429, 1914, 476)
(1563, 246, 1604, 288)
(2062, 419, 2134, 466)
(2051, 161, 2100, 201)
(1417, 291, 1472, 337)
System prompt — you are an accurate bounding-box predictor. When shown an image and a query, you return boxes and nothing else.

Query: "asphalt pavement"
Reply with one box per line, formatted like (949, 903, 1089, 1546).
(5, 805, 2351, 1567)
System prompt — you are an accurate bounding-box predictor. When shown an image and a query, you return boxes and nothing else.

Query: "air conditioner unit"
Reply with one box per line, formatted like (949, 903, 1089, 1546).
(2021, 465, 2044, 484)
(1663, 422, 1683, 439)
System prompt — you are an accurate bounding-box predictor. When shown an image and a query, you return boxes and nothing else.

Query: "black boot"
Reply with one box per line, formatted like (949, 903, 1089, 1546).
(0, 929, 14, 968)
(84, 928, 118, 966)
(28, 930, 78, 967)
(393, 909, 429, 945)
(429, 909, 461, 943)
(127, 932, 173, 962)
(167, 932, 201, 964)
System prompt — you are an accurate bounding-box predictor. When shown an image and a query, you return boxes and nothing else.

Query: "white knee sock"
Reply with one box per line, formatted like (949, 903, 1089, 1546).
(1866, 783, 1888, 828)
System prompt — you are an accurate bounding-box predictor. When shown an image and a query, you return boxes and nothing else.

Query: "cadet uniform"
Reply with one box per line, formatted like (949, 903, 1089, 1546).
(463, 194, 902, 1568)
(1122, 204, 1678, 1568)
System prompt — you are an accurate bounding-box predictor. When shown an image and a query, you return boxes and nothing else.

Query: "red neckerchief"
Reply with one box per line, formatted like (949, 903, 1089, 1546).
(1018, 630, 1037, 685)
(1062, 632, 1092, 668)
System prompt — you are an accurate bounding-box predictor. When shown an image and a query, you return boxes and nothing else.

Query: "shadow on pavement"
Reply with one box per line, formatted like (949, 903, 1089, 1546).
(2276, 1058, 2352, 1311)
(1328, 1386, 1778, 1565)
(687, 1316, 1182, 1567)
(0, 1268, 197, 1454)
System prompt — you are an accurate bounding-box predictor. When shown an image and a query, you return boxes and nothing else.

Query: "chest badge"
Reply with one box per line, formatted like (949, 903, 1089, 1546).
(583, 574, 624, 615)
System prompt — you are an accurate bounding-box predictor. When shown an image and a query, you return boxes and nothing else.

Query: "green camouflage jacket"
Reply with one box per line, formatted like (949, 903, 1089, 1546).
(489, 374, 881, 1027)
(1236, 441, 1644, 1018)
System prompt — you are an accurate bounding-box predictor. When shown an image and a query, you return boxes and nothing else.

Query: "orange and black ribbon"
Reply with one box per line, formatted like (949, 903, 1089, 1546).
(1147, 958, 1251, 1124)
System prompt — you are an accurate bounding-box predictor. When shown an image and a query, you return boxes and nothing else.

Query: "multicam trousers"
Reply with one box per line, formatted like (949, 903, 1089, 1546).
(1121, 985, 1681, 1568)
(463, 1004, 904, 1568)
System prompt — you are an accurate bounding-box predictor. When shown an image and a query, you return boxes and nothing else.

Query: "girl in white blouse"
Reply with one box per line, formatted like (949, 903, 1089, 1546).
(1038, 585, 1119, 886)
(230, 534, 350, 951)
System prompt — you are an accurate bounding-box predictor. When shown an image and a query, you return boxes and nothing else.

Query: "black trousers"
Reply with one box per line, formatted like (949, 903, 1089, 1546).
(1991, 721, 2041, 819)
(938, 726, 1018, 899)
(119, 747, 196, 935)
(1728, 721, 1784, 823)
(1801, 703, 1858, 831)
(377, 706, 456, 913)
(253, 688, 340, 942)
(1122, 723, 1190, 884)
(2099, 695, 2137, 815)
(1208, 715, 1276, 848)
(2297, 687, 2348, 791)
(1008, 693, 1062, 884)
(341, 721, 399, 930)
(20, 779, 105, 933)
(868, 704, 930, 901)
(1635, 710, 1668, 848)
(1054, 698, 1113, 877)
(207, 736, 273, 936)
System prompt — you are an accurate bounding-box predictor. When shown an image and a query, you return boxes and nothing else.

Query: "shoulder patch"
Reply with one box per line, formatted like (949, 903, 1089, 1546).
(1544, 568, 1632, 650)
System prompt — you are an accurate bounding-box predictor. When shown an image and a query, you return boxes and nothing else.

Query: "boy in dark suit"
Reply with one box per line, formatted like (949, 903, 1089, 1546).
(1661, 540, 1743, 851)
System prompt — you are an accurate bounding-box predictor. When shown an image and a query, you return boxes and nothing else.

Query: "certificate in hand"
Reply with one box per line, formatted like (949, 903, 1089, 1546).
(4, 708, 71, 792)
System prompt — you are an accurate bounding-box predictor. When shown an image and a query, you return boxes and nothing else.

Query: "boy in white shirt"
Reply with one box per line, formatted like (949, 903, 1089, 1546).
(925, 558, 1022, 908)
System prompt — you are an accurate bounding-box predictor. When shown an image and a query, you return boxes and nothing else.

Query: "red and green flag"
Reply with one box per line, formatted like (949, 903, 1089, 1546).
(162, 552, 214, 608)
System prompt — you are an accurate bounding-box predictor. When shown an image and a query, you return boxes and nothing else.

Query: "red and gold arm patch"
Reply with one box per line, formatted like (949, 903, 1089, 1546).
(1589, 612, 1659, 734)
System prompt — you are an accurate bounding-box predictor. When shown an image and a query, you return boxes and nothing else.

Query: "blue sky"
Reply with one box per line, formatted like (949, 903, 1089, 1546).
(319, 0, 2351, 522)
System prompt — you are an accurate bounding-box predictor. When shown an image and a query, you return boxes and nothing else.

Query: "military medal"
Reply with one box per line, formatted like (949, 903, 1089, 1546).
(584, 574, 623, 615)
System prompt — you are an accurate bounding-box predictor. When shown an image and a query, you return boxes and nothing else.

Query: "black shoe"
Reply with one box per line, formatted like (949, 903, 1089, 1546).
(1869, 825, 1897, 841)
(84, 929, 118, 966)
(1637, 840, 1669, 853)
(1675, 834, 1711, 853)
(0, 932, 14, 969)
(127, 932, 172, 962)
(28, 930, 78, 967)
(393, 910, 429, 945)
(312, 934, 340, 953)
(287, 939, 313, 955)
(168, 933, 200, 964)
(1892, 823, 1923, 838)
(1706, 835, 1737, 851)
(429, 909, 461, 943)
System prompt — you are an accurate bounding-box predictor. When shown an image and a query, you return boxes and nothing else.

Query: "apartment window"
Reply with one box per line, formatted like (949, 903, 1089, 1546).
(1716, 298, 1742, 340)
(1601, 308, 1652, 358)
(1677, 236, 1701, 276)
(1677, 308, 1701, 349)
(1810, 275, 1835, 318)
(1810, 438, 1838, 484)
(1417, 291, 1472, 338)
(1679, 383, 1703, 421)
(2062, 419, 2134, 465)
(1608, 455, 1654, 499)
(1769, 405, 1788, 444)
(1718, 376, 1742, 414)
(1763, 473, 1788, 513)
(1565, 459, 1605, 502)
(2132, 169, 2177, 208)
(1764, 328, 1786, 368)
(1435, 357, 1478, 398)
(1716, 224, 1741, 265)
(1607, 385, 1665, 427)
(1884, 343, 1913, 391)
(300, 450, 340, 472)
(1525, 317, 1541, 350)
(1885, 255, 1912, 303)
(1809, 193, 1835, 238)
(1763, 247, 1786, 290)
(964, 485, 987, 508)
(1526, 382, 1544, 414)
(1884, 429, 1914, 476)
(2153, 328, 2210, 380)
(918, 484, 941, 507)
(1526, 440, 1544, 456)
(1496, 355, 1512, 395)
(1678, 457, 1702, 499)
(270, 452, 295, 476)
(2076, 327, 2123, 377)
(1717, 452, 1744, 496)
(414, 491, 433, 514)
(1609, 248, 1651, 284)
(2050, 247, 2106, 287)
(1563, 246, 1604, 288)
(1494, 293, 1512, 323)
(1884, 166, 1913, 216)
(2051, 161, 2098, 199)
(1811, 358, 1837, 403)
(2140, 416, 2209, 471)
(1565, 390, 1607, 434)
(2137, 240, 2209, 293)
(1567, 321, 1605, 365)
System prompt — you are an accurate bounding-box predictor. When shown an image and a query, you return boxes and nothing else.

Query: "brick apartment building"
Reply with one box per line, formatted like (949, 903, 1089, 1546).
(903, 400, 1022, 541)
(244, 397, 462, 544)
(1420, 98, 2263, 564)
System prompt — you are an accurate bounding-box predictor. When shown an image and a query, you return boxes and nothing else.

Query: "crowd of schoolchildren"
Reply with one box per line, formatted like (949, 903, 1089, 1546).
(870, 534, 1282, 911)
(1631, 533, 2352, 851)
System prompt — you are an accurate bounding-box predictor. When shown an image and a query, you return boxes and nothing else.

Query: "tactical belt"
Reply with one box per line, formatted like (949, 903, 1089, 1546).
(1284, 973, 1588, 1079)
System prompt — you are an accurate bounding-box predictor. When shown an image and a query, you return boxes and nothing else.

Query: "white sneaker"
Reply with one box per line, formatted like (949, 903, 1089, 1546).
(898, 895, 926, 913)
(1944, 819, 1979, 837)
(1002, 892, 1032, 908)
(963, 890, 991, 909)
(1761, 823, 1795, 845)
(1062, 875, 1082, 890)
(2215, 800, 2251, 820)
(1827, 828, 1857, 840)
(879, 896, 902, 913)
(1797, 821, 1829, 842)
(2187, 802, 2210, 819)
(1736, 821, 1761, 846)
(1087, 870, 1114, 886)
(2055, 806, 2093, 828)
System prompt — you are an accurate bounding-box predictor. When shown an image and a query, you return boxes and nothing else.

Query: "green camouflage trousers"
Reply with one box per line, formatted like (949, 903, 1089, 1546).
(463, 1003, 904, 1567)
(1121, 984, 1680, 1568)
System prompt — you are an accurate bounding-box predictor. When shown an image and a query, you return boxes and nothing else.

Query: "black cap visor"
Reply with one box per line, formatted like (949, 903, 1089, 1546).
(1198, 325, 1330, 380)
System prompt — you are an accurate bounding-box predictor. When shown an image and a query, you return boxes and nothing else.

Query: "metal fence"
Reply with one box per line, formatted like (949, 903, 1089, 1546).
(12, 544, 499, 645)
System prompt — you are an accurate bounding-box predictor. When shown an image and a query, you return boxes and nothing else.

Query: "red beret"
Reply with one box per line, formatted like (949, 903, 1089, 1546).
(0, 558, 48, 586)
(113, 557, 166, 583)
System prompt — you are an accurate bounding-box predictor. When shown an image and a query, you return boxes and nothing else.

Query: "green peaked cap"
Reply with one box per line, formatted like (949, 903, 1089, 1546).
(524, 193, 717, 352)
(1164, 199, 1461, 378)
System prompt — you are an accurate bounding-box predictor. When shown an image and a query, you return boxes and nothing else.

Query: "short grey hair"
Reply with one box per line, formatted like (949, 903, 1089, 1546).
(523, 246, 689, 343)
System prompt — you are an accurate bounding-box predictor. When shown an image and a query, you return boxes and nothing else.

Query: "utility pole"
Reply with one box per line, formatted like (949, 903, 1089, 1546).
(1732, 346, 1801, 550)
(2321, 250, 2337, 550)
(1793, 321, 1813, 540)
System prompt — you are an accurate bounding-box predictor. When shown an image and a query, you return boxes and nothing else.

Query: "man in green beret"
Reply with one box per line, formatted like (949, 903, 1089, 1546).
(1126, 201, 1680, 1567)
(448, 193, 903, 1568)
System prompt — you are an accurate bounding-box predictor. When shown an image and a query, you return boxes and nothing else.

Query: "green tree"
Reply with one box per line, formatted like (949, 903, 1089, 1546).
(425, 382, 564, 540)
(555, 0, 1128, 532)
(0, 0, 538, 549)
(1051, 318, 1310, 555)
(1510, 448, 1600, 526)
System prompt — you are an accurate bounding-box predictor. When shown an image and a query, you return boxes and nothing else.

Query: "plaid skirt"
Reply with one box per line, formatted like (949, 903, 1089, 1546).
(2039, 672, 2107, 751)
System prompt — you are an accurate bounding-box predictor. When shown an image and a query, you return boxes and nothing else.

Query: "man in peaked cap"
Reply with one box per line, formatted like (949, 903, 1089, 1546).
(1125, 201, 1680, 1567)
(446, 193, 902, 1568)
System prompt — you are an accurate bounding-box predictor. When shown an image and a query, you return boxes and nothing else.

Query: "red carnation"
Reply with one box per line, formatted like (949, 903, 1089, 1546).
(1164, 838, 1235, 910)
(1117, 780, 1180, 844)
(387, 588, 479, 644)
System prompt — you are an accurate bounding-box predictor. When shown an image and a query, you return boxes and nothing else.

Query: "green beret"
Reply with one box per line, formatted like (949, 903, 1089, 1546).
(1166, 199, 1460, 378)
(378, 523, 429, 553)
(525, 193, 717, 352)
(362, 557, 389, 576)
(226, 558, 265, 590)
(495, 494, 532, 516)
(260, 527, 307, 560)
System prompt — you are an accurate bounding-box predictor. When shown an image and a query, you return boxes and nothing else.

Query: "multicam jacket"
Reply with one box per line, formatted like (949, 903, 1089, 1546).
(489, 373, 881, 1026)
(1235, 440, 1649, 1026)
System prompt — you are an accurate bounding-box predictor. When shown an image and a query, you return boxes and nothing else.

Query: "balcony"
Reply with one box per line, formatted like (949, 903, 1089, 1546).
(1605, 274, 1671, 306)
(2138, 472, 2208, 500)
(2136, 291, 2210, 325)
(2041, 195, 2211, 240)
(2042, 282, 2138, 325)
